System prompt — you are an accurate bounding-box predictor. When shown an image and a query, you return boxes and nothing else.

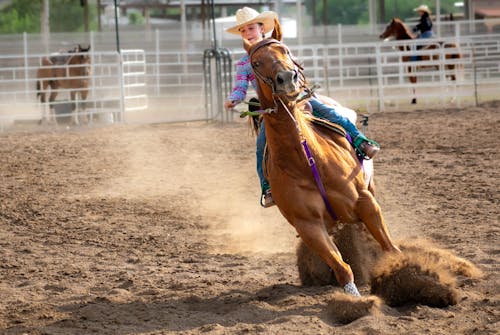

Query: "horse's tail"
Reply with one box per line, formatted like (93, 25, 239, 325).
(36, 80, 40, 98)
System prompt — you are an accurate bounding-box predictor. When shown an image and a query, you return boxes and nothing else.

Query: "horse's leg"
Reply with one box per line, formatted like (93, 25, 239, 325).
(409, 69, 417, 104)
(355, 189, 400, 253)
(37, 80, 47, 124)
(70, 91, 79, 125)
(293, 220, 360, 296)
(80, 89, 89, 124)
(48, 83, 58, 124)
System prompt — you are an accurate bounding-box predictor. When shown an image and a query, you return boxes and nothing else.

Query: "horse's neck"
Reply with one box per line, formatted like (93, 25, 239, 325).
(68, 58, 88, 76)
(263, 103, 308, 162)
(398, 22, 414, 40)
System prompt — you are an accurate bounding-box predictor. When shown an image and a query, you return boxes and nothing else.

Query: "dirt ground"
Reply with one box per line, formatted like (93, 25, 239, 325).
(0, 101, 498, 335)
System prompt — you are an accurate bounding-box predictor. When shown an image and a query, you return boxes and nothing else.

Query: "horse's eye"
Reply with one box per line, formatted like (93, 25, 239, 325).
(252, 61, 260, 68)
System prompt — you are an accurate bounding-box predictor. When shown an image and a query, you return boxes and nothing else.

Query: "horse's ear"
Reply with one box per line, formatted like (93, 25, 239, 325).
(243, 38, 252, 54)
(271, 18, 282, 42)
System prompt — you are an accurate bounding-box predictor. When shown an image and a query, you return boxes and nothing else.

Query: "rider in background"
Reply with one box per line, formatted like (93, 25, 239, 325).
(413, 4, 433, 39)
(224, 7, 380, 208)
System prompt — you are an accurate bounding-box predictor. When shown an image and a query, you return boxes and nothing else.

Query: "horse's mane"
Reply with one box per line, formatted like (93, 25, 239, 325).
(294, 105, 327, 161)
(394, 17, 415, 39)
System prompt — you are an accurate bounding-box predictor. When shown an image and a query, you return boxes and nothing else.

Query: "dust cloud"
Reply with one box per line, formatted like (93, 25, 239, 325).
(91, 120, 297, 256)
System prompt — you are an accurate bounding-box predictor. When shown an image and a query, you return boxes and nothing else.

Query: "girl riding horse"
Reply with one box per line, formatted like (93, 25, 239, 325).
(244, 19, 400, 296)
(224, 7, 380, 207)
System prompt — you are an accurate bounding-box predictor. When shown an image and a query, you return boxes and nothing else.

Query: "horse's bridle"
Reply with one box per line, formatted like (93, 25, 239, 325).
(249, 39, 305, 95)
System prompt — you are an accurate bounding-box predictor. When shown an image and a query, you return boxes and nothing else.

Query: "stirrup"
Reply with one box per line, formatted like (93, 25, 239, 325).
(260, 190, 276, 208)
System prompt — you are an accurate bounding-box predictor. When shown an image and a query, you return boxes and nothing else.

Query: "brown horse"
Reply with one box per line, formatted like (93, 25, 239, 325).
(379, 17, 462, 104)
(245, 19, 400, 296)
(36, 45, 91, 124)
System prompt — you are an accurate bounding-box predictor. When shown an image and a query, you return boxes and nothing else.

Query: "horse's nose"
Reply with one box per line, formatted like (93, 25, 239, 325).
(275, 70, 298, 93)
(276, 70, 298, 85)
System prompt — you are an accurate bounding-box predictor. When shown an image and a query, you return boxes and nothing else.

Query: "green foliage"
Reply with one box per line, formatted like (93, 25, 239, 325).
(128, 11, 145, 25)
(306, 0, 464, 26)
(0, 0, 97, 34)
(0, 0, 41, 33)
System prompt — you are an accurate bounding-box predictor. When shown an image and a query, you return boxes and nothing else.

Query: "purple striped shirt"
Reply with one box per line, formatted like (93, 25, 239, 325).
(228, 54, 257, 104)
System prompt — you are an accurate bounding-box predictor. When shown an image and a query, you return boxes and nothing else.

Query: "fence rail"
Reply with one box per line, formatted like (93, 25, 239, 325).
(0, 48, 147, 130)
(0, 20, 499, 130)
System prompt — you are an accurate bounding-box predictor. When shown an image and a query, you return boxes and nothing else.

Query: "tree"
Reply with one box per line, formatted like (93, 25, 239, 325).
(0, 0, 41, 33)
(0, 0, 97, 34)
(305, 0, 464, 26)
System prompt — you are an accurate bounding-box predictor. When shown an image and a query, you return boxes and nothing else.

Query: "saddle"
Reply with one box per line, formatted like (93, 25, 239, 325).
(49, 54, 71, 65)
(307, 115, 346, 137)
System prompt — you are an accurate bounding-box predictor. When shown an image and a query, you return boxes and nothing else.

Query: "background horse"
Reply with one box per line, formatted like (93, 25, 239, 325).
(36, 44, 91, 124)
(246, 19, 400, 297)
(379, 17, 462, 104)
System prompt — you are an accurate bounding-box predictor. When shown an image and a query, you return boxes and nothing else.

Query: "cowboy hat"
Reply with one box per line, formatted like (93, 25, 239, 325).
(226, 7, 278, 35)
(414, 4, 431, 14)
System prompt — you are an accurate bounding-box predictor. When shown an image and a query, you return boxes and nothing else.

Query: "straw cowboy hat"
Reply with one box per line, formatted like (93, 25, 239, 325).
(414, 4, 431, 14)
(226, 7, 278, 35)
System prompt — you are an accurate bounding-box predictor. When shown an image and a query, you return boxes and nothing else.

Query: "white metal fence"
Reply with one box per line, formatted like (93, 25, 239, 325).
(0, 44, 147, 131)
(0, 19, 499, 131)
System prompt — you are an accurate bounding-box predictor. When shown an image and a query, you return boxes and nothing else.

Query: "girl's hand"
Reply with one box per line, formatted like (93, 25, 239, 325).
(224, 100, 237, 110)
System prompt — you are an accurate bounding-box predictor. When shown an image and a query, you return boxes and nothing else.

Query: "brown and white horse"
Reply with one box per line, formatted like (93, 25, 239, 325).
(36, 45, 91, 124)
(246, 19, 400, 296)
(379, 18, 462, 104)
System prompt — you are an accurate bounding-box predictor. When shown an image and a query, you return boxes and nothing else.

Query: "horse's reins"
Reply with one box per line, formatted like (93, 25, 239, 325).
(276, 96, 338, 220)
(250, 39, 338, 221)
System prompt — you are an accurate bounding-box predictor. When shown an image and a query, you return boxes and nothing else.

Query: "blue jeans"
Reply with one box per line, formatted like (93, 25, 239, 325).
(420, 31, 432, 38)
(256, 98, 365, 193)
(308, 98, 361, 140)
(256, 119, 269, 193)
(412, 32, 433, 61)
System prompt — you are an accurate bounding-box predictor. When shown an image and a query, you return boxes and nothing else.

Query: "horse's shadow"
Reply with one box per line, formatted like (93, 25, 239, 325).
(28, 284, 336, 334)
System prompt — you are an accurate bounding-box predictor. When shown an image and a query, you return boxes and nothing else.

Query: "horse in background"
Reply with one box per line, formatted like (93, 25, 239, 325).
(36, 44, 91, 125)
(246, 19, 400, 297)
(379, 17, 462, 104)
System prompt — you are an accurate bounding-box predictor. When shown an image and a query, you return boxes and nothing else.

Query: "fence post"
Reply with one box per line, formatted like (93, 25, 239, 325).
(23, 32, 29, 102)
(155, 29, 160, 96)
(90, 31, 97, 120)
(439, 42, 446, 104)
(338, 24, 343, 88)
(375, 44, 384, 112)
(117, 52, 125, 123)
(471, 46, 478, 107)
(322, 47, 331, 97)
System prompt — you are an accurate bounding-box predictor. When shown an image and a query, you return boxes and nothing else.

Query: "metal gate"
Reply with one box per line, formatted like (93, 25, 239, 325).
(0, 47, 147, 131)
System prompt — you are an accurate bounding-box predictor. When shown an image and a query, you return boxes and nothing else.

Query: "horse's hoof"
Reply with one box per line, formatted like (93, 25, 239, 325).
(411, 98, 417, 104)
(343, 282, 361, 297)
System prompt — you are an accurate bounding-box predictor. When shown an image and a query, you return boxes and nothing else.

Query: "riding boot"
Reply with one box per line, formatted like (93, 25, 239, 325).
(353, 135, 380, 160)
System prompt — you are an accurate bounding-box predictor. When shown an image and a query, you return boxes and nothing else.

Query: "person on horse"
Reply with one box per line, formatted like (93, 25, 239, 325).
(224, 7, 380, 208)
(413, 4, 433, 39)
(411, 4, 433, 61)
